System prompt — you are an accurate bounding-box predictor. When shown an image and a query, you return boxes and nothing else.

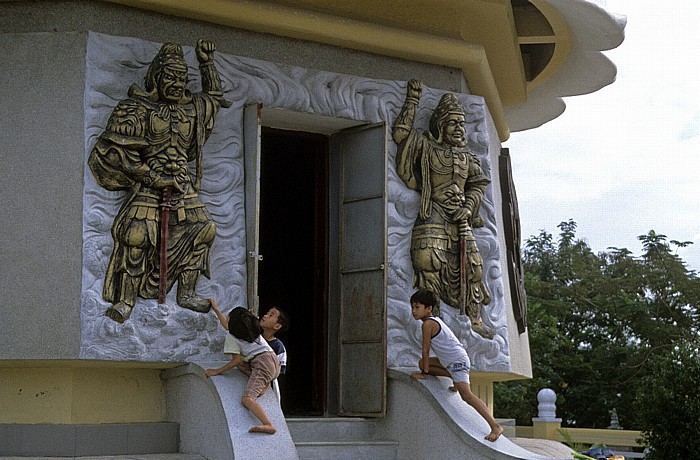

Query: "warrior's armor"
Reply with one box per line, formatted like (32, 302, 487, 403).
(393, 82, 492, 334)
(89, 41, 225, 322)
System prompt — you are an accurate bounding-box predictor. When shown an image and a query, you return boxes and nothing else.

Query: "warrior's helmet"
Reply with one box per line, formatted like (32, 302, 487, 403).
(429, 93, 465, 143)
(145, 42, 188, 93)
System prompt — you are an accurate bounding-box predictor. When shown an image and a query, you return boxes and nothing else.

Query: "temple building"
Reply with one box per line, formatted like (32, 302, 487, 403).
(0, 1, 624, 458)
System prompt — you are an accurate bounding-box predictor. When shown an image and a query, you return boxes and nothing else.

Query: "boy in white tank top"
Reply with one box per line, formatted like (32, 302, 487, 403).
(409, 289, 503, 442)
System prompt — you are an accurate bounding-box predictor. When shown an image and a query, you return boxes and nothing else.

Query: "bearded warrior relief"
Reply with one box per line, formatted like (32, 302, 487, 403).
(88, 40, 227, 322)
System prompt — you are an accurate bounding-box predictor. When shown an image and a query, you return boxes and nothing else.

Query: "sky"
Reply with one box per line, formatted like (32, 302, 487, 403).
(504, 0, 700, 272)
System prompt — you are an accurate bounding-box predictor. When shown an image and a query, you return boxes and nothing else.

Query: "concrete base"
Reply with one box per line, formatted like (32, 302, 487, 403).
(510, 438, 575, 460)
(287, 418, 398, 460)
(381, 369, 560, 460)
(0, 422, 178, 457)
(162, 363, 298, 460)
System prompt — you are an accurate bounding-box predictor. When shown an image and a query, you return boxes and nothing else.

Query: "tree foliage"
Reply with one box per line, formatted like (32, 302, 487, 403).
(633, 336, 700, 459)
(495, 220, 700, 434)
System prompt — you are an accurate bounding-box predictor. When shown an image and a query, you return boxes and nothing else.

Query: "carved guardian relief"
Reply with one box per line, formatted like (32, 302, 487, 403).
(88, 40, 226, 324)
(82, 32, 510, 372)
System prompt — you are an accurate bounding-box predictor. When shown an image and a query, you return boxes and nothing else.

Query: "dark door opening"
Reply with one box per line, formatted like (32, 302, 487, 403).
(258, 127, 328, 416)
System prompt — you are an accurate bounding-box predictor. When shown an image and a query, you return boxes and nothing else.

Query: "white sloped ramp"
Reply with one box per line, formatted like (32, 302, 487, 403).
(162, 363, 298, 460)
(381, 369, 563, 460)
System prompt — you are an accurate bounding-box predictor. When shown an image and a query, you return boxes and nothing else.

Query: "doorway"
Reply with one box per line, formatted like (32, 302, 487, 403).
(258, 127, 329, 416)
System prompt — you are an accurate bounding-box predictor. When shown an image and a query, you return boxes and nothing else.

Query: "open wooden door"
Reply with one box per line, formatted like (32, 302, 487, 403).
(336, 122, 388, 416)
(243, 104, 262, 316)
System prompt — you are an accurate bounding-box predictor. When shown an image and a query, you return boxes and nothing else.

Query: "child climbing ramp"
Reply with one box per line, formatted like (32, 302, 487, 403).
(205, 299, 282, 434)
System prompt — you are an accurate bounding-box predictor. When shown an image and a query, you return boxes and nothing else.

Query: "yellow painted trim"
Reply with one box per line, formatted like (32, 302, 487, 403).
(532, 419, 562, 440)
(0, 359, 180, 368)
(0, 362, 168, 424)
(525, 0, 572, 92)
(519, 35, 560, 45)
(517, 425, 645, 448)
(107, 0, 510, 140)
(470, 371, 532, 414)
(471, 370, 532, 382)
(470, 374, 495, 412)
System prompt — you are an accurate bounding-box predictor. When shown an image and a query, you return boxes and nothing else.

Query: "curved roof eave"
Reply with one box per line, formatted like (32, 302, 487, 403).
(106, 0, 624, 139)
(505, 0, 626, 133)
(107, 0, 513, 141)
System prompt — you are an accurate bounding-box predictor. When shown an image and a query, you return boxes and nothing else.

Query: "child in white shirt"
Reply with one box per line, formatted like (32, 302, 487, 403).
(205, 299, 281, 434)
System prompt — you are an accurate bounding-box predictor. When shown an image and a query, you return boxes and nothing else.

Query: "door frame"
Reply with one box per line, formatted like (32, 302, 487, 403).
(244, 106, 387, 416)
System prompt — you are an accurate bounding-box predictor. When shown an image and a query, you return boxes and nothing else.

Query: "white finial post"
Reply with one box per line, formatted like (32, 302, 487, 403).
(532, 388, 562, 440)
(534, 388, 559, 421)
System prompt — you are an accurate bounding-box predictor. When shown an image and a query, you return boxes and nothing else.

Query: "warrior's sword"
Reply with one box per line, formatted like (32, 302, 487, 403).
(460, 223, 494, 338)
(460, 227, 469, 317)
(158, 187, 172, 304)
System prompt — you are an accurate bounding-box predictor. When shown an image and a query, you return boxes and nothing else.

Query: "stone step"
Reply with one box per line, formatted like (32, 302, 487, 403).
(287, 417, 398, 460)
(294, 441, 398, 460)
(0, 456, 205, 460)
(0, 423, 179, 457)
(286, 417, 379, 442)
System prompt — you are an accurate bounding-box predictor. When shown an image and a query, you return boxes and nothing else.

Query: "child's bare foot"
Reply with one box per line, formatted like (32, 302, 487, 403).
(485, 425, 503, 442)
(249, 424, 276, 434)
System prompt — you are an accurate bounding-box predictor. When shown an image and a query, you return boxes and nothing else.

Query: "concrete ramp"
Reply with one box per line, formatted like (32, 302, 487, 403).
(383, 369, 563, 460)
(161, 364, 564, 459)
(162, 363, 298, 460)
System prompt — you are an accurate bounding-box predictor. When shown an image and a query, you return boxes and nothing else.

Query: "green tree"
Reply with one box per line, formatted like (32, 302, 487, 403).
(495, 221, 700, 431)
(633, 336, 700, 459)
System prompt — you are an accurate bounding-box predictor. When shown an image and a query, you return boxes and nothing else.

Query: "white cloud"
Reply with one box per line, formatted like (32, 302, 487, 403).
(504, 0, 700, 270)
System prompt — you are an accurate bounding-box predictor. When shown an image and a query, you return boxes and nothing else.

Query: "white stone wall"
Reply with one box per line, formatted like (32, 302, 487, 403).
(81, 32, 511, 371)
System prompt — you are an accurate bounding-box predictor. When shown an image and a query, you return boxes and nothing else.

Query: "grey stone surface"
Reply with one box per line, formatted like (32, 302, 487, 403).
(162, 364, 233, 459)
(127, 423, 179, 455)
(0, 32, 85, 360)
(510, 438, 575, 460)
(0, 1, 466, 94)
(294, 441, 398, 460)
(0, 425, 23, 456)
(287, 417, 380, 442)
(14, 424, 76, 457)
(0, 0, 465, 363)
(0, 457, 205, 460)
(1, 423, 179, 457)
(380, 369, 559, 460)
(288, 418, 398, 460)
(75, 424, 129, 456)
(162, 363, 298, 460)
(81, 32, 511, 371)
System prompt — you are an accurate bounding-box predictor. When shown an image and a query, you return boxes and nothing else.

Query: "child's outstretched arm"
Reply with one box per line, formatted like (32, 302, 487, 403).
(205, 354, 242, 378)
(208, 298, 229, 330)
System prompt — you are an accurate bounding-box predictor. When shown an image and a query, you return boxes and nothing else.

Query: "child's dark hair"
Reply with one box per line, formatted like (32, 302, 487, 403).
(271, 306, 290, 333)
(228, 307, 262, 343)
(410, 289, 440, 310)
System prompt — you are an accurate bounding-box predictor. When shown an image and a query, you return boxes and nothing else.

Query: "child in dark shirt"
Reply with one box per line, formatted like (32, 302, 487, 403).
(259, 307, 288, 374)
(225, 306, 289, 392)
(205, 299, 281, 434)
